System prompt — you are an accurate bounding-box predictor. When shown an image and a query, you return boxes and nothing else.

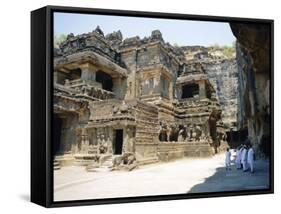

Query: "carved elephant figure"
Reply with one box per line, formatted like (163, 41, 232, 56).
(194, 125, 202, 141)
(177, 128, 186, 142)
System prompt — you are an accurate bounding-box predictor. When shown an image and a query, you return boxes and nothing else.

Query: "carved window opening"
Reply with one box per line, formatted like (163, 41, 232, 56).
(96, 70, 113, 92)
(56, 68, 82, 85)
(67, 68, 82, 82)
(182, 83, 199, 99)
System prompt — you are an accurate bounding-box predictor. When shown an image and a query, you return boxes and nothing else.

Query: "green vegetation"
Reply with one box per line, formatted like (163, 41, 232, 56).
(54, 33, 67, 48)
(221, 45, 235, 58)
(209, 41, 236, 58)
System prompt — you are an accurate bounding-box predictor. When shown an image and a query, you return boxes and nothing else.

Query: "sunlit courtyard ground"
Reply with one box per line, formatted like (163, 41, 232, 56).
(54, 152, 270, 201)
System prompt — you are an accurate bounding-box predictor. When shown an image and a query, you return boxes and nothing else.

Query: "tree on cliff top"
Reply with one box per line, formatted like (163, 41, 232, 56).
(209, 41, 236, 58)
(54, 33, 67, 48)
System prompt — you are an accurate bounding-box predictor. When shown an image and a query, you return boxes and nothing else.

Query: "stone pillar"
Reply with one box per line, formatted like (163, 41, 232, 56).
(80, 128, 89, 154)
(112, 77, 122, 99)
(198, 80, 206, 99)
(79, 63, 96, 82)
(152, 75, 160, 95)
(176, 86, 182, 99)
(107, 127, 113, 154)
(104, 127, 112, 154)
(168, 81, 173, 100)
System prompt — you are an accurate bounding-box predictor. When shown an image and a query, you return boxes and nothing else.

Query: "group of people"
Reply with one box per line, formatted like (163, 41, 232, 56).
(225, 143, 255, 173)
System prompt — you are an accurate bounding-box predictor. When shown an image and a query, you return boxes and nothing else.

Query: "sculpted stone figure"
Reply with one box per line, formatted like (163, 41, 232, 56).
(119, 101, 129, 114)
(177, 126, 186, 142)
(98, 134, 108, 154)
(194, 125, 202, 141)
(159, 122, 168, 142)
(106, 135, 112, 153)
(93, 25, 104, 37)
(189, 124, 194, 140)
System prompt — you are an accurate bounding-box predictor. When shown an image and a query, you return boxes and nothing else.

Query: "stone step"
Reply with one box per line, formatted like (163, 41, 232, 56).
(102, 161, 112, 166)
(100, 156, 113, 167)
(53, 160, 61, 170)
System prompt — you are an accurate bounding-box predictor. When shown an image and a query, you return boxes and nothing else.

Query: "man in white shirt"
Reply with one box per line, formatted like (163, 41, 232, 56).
(225, 148, 231, 171)
(235, 145, 243, 169)
(241, 145, 248, 172)
(247, 144, 255, 173)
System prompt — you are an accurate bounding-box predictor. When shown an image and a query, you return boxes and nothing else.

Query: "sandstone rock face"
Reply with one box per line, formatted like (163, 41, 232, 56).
(203, 59, 238, 130)
(179, 46, 238, 130)
(230, 23, 271, 157)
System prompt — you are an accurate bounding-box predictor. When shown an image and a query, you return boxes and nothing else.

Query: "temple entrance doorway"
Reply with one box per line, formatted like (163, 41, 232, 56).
(53, 115, 63, 155)
(114, 129, 123, 155)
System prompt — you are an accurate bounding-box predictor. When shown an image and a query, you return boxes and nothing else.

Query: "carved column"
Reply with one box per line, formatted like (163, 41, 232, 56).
(176, 85, 182, 99)
(79, 63, 96, 82)
(105, 127, 113, 154)
(80, 128, 89, 154)
(198, 80, 206, 99)
(168, 81, 173, 100)
(112, 78, 122, 99)
(154, 75, 161, 95)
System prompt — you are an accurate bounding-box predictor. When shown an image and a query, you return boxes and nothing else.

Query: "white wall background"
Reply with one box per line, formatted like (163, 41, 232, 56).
(0, 0, 279, 213)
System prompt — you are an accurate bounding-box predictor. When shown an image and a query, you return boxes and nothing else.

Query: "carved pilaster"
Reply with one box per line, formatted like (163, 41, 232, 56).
(79, 63, 97, 82)
(198, 80, 206, 99)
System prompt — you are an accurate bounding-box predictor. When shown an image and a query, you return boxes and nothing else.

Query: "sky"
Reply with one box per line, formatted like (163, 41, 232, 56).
(54, 12, 236, 47)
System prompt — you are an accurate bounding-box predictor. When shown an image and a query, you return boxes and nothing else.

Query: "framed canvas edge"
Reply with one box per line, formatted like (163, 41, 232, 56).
(31, 5, 274, 208)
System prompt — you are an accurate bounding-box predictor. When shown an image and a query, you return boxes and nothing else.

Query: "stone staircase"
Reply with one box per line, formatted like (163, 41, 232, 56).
(86, 155, 113, 172)
(91, 156, 113, 172)
(100, 156, 113, 168)
(53, 159, 61, 170)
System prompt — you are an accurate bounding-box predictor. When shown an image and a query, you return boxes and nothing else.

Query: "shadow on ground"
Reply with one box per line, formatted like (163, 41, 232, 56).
(188, 159, 270, 193)
(19, 194, 30, 202)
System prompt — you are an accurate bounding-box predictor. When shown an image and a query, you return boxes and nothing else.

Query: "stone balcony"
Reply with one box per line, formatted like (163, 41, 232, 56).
(57, 79, 115, 100)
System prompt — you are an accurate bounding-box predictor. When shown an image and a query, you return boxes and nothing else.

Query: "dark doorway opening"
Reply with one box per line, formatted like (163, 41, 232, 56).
(96, 71, 113, 91)
(69, 68, 82, 80)
(226, 128, 248, 149)
(182, 83, 199, 99)
(53, 116, 63, 155)
(114, 129, 123, 155)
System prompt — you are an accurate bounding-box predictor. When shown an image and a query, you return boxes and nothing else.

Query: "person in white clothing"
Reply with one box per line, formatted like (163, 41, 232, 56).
(247, 144, 255, 173)
(235, 145, 243, 169)
(225, 148, 231, 170)
(241, 145, 248, 172)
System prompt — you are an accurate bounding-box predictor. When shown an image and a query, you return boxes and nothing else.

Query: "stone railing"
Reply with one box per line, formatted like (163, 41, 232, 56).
(58, 79, 115, 100)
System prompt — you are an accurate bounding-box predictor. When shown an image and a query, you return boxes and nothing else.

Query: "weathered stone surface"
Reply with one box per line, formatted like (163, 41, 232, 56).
(230, 23, 271, 157)
(178, 46, 238, 130)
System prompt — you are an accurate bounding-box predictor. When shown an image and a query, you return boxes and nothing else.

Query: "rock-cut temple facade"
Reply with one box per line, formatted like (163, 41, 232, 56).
(53, 26, 228, 168)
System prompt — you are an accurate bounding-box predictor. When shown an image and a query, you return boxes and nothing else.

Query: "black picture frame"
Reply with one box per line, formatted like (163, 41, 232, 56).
(31, 5, 274, 208)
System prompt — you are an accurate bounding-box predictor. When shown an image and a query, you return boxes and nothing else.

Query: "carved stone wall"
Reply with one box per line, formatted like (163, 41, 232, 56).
(53, 27, 233, 166)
